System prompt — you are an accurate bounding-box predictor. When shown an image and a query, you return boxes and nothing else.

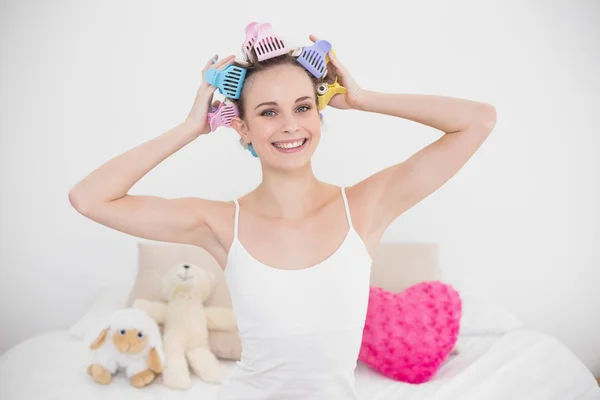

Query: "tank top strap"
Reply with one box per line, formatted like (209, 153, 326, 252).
(340, 186, 353, 228)
(232, 199, 240, 240)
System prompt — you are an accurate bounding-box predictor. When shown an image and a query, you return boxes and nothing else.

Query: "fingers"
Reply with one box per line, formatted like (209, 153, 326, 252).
(328, 51, 346, 73)
(214, 54, 236, 70)
(203, 54, 218, 71)
(309, 34, 318, 43)
(202, 54, 235, 73)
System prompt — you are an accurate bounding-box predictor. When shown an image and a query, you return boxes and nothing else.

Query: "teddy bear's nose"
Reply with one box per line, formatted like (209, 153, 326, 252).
(183, 265, 189, 269)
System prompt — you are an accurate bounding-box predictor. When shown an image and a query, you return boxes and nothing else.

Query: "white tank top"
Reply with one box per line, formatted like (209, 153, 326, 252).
(216, 186, 373, 400)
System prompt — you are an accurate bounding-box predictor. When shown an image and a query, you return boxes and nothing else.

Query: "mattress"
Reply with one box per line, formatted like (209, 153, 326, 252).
(1, 328, 598, 400)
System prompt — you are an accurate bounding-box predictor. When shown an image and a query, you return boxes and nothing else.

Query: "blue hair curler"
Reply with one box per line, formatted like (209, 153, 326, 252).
(247, 144, 258, 157)
(204, 64, 247, 99)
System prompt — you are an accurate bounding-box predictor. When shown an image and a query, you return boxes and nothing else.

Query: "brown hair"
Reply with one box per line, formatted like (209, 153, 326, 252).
(230, 50, 326, 120)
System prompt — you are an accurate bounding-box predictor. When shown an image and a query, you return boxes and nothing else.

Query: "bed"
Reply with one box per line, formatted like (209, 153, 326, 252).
(1, 242, 598, 399)
(1, 328, 598, 399)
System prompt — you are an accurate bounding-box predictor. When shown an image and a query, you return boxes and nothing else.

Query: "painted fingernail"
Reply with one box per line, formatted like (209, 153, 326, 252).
(212, 56, 217, 64)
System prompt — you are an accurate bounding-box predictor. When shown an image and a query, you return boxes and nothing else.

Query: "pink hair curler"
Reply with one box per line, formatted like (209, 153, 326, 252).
(253, 23, 288, 61)
(207, 100, 239, 131)
(242, 22, 260, 61)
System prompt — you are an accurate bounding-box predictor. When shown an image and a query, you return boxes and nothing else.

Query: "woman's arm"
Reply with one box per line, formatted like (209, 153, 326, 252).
(317, 45, 497, 240)
(69, 54, 236, 247)
(353, 90, 497, 238)
(69, 121, 214, 246)
(355, 90, 494, 135)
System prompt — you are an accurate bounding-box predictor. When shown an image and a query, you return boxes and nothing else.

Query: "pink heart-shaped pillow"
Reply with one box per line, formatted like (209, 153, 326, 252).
(359, 281, 461, 384)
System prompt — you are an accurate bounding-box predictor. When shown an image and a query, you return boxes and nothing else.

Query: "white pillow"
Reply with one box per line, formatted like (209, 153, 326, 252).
(458, 292, 523, 336)
(69, 283, 131, 343)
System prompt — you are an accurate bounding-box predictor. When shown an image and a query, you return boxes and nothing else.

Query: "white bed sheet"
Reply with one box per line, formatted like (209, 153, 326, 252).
(1, 329, 598, 400)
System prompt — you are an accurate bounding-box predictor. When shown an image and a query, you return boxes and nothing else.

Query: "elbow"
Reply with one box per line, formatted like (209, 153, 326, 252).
(69, 187, 117, 218)
(478, 103, 497, 133)
(68, 187, 85, 214)
(68, 187, 94, 216)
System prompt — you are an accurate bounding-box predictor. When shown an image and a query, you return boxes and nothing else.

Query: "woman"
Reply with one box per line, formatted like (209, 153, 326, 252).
(69, 34, 496, 399)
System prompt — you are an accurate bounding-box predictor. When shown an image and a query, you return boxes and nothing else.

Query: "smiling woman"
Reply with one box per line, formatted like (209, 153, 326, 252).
(68, 21, 498, 400)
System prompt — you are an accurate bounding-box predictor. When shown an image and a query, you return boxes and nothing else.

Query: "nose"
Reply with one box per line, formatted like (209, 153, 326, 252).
(183, 265, 189, 269)
(281, 113, 300, 134)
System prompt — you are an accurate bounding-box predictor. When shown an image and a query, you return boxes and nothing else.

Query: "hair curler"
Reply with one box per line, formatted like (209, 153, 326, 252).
(204, 64, 247, 99)
(316, 77, 347, 110)
(242, 22, 260, 62)
(207, 100, 239, 131)
(253, 23, 288, 61)
(293, 39, 332, 79)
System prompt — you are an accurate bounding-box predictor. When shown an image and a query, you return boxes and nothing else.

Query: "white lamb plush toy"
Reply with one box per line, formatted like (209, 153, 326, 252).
(87, 307, 165, 388)
(134, 262, 237, 390)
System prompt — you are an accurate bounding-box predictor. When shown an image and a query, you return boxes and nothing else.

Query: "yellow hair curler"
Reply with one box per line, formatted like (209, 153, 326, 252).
(316, 77, 347, 110)
(317, 47, 347, 110)
(325, 48, 336, 64)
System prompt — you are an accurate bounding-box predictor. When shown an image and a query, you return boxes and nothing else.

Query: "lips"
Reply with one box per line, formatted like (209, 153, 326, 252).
(271, 138, 308, 153)
(271, 138, 308, 145)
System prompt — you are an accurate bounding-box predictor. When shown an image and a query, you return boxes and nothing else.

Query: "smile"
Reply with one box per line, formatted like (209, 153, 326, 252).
(271, 138, 308, 153)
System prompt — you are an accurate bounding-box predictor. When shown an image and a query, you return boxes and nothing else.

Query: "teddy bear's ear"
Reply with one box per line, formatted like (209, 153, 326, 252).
(90, 327, 109, 350)
(198, 270, 218, 302)
(147, 348, 163, 374)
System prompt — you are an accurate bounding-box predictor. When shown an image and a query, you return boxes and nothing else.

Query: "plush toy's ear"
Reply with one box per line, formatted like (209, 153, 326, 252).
(147, 347, 163, 374)
(199, 270, 217, 302)
(90, 328, 109, 350)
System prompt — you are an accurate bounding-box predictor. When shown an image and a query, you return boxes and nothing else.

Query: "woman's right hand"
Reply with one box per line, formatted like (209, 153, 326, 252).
(185, 54, 236, 138)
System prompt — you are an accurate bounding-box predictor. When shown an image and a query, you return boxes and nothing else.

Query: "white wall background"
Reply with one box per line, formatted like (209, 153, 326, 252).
(1, 0, 599, 376)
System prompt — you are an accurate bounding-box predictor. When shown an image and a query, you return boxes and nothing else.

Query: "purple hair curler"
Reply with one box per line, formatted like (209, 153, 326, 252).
(294, 39, 332, 79)
(207, 100, 239, 131)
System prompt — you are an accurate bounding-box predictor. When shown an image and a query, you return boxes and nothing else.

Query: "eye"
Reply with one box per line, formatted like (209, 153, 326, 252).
(260, 109, 276, 117)
(137, 332, 144, 338)
(296, 105, 311, 112)
(119, 329, 126, 335)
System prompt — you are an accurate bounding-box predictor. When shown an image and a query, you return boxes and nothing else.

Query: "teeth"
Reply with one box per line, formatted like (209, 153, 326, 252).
(273, 139, 305, 149)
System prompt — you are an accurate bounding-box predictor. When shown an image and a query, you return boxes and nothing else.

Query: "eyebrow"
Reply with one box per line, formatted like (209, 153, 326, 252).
(254, 96, 313, 110)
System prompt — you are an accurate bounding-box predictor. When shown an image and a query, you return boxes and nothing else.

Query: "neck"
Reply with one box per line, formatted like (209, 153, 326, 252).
(254, 161, 325, 220)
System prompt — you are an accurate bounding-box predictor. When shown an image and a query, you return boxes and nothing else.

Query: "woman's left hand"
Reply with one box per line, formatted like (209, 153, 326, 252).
(309, 35, 364, 110)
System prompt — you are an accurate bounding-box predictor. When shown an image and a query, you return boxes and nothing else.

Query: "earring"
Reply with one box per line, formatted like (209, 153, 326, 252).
(247, 144, 258, 158)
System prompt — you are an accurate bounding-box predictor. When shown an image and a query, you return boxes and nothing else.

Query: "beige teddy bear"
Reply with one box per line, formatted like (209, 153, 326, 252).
(87, 307, 164, 388)
(133, 262, 237, 390)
